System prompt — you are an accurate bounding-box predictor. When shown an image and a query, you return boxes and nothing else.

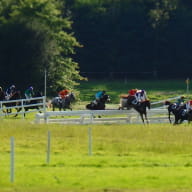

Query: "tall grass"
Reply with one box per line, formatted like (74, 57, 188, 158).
(1, 120, 192, 192)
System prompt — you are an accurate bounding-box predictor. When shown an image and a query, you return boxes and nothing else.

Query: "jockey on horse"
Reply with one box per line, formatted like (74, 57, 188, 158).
(5, 85, 16, 100)
(92, 90, 106, 107)
(58, 89, 70, 105)
(128, 88, 148, 105)
(58, 89, 70, 99)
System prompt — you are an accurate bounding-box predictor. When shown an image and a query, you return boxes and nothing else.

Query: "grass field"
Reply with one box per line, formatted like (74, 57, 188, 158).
(1, 121, 192, 192)
(1, 79, 192, 192)
(76, 79, 189, 104)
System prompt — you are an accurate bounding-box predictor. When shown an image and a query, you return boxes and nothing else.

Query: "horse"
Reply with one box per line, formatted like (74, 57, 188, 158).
(51, 92, 76, 111)
(15, 92, 43, 117)
(126, 95, 151, 124)
(164, 101, 179, 124)
(2, 91, 22, 114)
(164, 101, 191, 124)
(24, 92, 43, 114)
(86, 94, 110, 110)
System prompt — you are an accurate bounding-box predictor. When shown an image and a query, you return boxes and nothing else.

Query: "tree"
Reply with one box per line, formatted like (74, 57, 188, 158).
(0, 0, 85, 94)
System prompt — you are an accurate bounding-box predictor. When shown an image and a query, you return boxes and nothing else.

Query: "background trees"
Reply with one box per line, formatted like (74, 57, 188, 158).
(0, 0, 192, 95)
(0, 0, 84, 94)
(69, 0, 192, 79)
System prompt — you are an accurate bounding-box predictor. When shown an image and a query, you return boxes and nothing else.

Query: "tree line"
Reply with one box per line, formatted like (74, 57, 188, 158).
(0, 0, 192, 94)
(69, 0, 192, 80)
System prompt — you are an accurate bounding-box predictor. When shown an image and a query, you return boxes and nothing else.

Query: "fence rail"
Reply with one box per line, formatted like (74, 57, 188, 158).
(35, 96, 180, 124)
(35, 108, 170, 124)
(0, 96, 46, 117)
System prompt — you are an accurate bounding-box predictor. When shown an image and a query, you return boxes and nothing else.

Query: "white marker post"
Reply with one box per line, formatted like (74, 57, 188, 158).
(47, 131, 51, 164)
(10, 137, 14, 183)
(88, 127, 92, 156)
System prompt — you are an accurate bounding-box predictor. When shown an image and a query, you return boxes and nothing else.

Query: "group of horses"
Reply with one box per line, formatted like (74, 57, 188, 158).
(86, 94, 192, 125)
(1, 90, 191, 125)
(0, 91, 42, 116)
(164, 100, 192, 125)
(86, 94, 150, 124)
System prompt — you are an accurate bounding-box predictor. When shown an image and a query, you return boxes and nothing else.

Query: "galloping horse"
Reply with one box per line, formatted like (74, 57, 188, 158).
(164, 101, 190, 124)
(51, 92, 76, 111)
(126, 95, 151, 124)
(86, 94, 110, 110)
(2, 91, 22, 114)
(23, 92, 43, 115)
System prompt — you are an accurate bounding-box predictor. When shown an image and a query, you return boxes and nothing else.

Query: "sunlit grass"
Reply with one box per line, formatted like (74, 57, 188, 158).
(1, 120, 192, 191)
(0, 79, 191, 191)
(77, 79, 188, 104)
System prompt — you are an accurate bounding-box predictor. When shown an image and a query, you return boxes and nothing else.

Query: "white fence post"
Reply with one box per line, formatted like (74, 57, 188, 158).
(46, 131, 51, 164)
(10, 137, 15, 183)
(88, 127, 92, 156)
(21, 99, 25, 119)
(0, 96, 45, 118)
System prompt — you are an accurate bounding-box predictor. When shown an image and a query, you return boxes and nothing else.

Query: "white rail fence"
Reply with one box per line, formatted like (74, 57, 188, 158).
(35, 96, 179, 124)
(35, 108, 171, 124)
(0, 96, 46, 117)
(0, 95, 179, 123)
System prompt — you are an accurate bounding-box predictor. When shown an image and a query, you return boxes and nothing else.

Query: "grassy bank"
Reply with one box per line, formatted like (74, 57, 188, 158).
(76, 79, 188, 104)
(1, 121, 192, 192)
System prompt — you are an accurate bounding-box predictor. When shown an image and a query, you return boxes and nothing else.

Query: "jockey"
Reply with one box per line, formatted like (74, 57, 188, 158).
(92, 90, 106, 106)
(5, 85, 16, 100)
(186, 100, 192, 112)
(24, 86, 34, 99)
(176, 96, 185, 107)
(95, 90, 105, 100)
(128, 89, 138, 96)
(58, 89, 70, 99)
(135, 89, 148, 103)
(0, 86, 5, 100)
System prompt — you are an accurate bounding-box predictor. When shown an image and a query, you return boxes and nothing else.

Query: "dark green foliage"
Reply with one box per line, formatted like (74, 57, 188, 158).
(0, 0, 84, 94)
(69, 0, 192, 79)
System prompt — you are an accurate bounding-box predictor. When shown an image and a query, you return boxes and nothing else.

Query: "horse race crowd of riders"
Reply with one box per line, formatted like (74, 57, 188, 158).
(0, 85, 34, 101)
(1, 84, 192, 122)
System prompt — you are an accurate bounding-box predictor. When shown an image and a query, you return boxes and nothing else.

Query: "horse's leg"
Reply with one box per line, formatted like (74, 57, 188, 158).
(168, 111, 172, 124)
(144, 112, 149, 124)
(174, 115, 179, 125)
(140, 113, 145, 124)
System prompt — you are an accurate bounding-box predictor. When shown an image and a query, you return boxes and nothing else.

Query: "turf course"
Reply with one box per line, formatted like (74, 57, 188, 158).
(0, 79, 192, 192)
(1, 120, 192, 192)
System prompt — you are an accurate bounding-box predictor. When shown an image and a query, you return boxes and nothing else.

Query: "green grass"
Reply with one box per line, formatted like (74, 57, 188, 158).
(76, 79, 189, 105)
(1, 79, 192, 192)
(1, 121, 192, 192)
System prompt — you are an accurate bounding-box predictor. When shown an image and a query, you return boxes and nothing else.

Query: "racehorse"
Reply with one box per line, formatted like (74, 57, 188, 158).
(23, 92, 43, 114)
(164, 101, 190, 124)
(86, 94, 110, 110)
(2, 91, 22, 114)
(126, 95, 151, 124)
(51, 92, 76, 111)
(15, 92, 43, 117)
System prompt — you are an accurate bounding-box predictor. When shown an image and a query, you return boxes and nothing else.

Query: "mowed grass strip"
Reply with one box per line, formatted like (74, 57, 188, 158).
(1, 120, 192, 191)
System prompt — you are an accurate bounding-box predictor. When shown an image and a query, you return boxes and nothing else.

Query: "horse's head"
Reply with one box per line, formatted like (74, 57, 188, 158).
(66, 92, 76, 103)
(34, 91, 42, 97)
(145, 100, 151, 109)
(101, 94, 110, 103)
(164, 101, 171, 106)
